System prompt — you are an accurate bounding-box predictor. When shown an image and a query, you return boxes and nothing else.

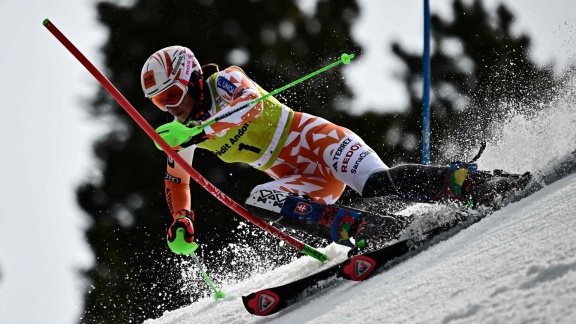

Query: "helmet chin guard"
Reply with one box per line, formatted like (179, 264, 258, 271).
(184, 72, 212, 124)
(141, 45, 201, 98)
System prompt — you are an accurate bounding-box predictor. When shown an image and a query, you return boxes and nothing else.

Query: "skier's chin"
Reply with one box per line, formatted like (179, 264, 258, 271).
(177, 111, 192, 124)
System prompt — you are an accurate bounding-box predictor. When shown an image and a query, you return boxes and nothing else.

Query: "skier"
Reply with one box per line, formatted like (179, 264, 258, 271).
(140, 46, 530, 252)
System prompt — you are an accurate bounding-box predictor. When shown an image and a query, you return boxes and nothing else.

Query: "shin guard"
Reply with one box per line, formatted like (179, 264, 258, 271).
(245, 190, 361, 247)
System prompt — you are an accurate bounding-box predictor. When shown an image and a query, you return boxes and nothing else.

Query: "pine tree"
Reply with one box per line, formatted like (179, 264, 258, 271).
(391, 0, 556, 162)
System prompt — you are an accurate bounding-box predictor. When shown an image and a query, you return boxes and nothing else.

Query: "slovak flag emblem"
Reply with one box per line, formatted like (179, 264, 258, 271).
(294, 202, 312, 215)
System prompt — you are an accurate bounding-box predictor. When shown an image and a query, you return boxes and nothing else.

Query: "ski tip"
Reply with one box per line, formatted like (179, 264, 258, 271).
(43, 18, 50, 26)
(242, 295, 256, 314)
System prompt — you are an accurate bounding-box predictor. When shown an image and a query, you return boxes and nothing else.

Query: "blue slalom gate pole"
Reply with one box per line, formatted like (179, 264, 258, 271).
(422, 0, 431, 164)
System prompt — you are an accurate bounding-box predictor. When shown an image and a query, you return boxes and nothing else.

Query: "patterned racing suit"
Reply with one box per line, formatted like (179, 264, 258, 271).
(164, 66, 389, 235)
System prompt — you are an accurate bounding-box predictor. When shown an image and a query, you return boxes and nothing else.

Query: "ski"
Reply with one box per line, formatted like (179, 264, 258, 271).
(241, 258, 341, 316)
(337, 238, 413, 281)
(241, 238, 414, 316)
(242, 170, 534, 316)
(241, 214, 484, 317)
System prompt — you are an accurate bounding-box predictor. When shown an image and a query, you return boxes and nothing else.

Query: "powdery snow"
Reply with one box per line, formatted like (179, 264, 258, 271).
(144, 173, 576, 324)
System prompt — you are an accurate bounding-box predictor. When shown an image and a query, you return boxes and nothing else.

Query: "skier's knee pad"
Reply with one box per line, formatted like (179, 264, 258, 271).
(245, 190, 361, 246)
(246, 190, 332, 239)
(245, 189, 290, 223)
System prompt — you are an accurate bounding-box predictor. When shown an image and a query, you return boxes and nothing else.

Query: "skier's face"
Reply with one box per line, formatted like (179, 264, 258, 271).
(149, 80, 195, 121)
(166, 92, 195, 121)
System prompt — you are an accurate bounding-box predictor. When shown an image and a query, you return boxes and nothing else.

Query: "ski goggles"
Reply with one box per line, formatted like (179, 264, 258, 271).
(150, 81, 188, 112)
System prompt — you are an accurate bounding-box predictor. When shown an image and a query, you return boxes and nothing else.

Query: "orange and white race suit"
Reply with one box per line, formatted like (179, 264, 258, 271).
(164, 66, 388, 215)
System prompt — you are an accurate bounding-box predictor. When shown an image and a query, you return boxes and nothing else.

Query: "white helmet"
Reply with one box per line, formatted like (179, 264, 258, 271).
(141, 45, 201, 98)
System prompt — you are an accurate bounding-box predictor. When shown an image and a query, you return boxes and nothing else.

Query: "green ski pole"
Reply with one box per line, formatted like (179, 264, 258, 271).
(155, 53, 355, 150)
(189, 244, 225, 299)
(168, 231, 224, 299)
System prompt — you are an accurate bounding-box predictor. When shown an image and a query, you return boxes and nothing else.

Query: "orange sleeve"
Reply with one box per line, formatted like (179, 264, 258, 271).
(164, 147, 195, 220)
(165, 180, 191, 219)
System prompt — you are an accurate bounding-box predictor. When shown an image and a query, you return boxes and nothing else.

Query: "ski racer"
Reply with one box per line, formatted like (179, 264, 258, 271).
(140, 45, 530, 252)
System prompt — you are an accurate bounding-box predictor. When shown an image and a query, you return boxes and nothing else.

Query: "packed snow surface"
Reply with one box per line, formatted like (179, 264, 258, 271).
(143, 170, 576, 323)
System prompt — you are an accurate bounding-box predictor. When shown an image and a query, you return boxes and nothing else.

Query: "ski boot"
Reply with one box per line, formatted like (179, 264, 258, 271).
(438, 162, 478, 202)
(469, 169, 532, 208)
(438, 161, 532, 208)
(348, 212, 413, 256)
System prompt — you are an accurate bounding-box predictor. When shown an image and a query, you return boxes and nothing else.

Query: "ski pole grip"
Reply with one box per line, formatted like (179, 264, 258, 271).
(301, 245, 328, 263)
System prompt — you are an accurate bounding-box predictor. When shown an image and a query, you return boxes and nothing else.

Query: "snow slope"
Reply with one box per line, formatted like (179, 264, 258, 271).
(146, 172, 576, 324)
(143, 69, 576, 324)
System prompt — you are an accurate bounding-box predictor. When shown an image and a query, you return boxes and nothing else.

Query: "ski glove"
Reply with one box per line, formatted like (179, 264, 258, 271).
(154, 122, 210, 151)
(167, 209, 195, 244)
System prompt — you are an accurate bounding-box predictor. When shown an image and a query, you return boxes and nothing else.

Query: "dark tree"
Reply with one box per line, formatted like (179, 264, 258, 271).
(391, 0, 557, 163)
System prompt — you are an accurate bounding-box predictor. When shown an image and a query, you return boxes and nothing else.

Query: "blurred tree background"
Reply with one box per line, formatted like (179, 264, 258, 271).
(76, 0, 557, 322)
(391, 0, 556, 163)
